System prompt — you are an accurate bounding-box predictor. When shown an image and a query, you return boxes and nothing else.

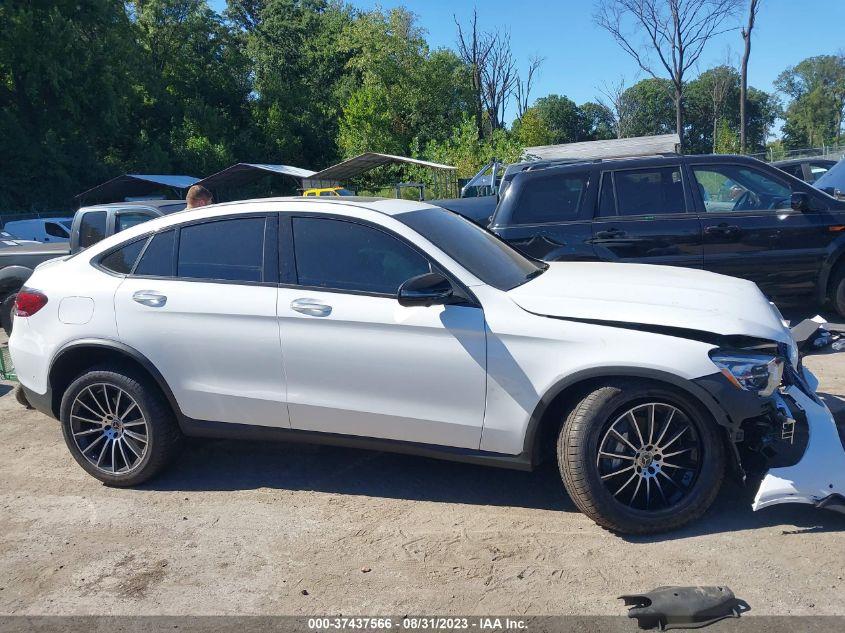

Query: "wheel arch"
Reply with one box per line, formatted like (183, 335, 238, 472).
(48, 339, 182, 422)
(816, 237, 845, 304)
(522, 367, 731, 468)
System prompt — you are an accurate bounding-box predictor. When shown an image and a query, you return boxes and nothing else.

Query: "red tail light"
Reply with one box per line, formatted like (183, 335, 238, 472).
(14, 288, 48, 317)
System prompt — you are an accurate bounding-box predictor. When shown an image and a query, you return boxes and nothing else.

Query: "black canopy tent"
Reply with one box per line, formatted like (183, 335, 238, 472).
(195, 163, 317, 201)
(75, 174, 199, 206)
(303, 153, 458, 199)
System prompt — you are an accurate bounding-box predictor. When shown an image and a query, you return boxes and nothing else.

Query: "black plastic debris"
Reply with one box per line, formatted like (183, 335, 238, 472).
(620, 585, 748, 630)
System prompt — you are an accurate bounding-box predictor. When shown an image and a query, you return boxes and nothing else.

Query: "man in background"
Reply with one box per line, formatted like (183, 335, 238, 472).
(185, 185, 213, 209)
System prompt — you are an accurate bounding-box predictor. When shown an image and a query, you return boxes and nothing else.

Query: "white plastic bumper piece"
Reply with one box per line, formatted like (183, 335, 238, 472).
(753, 383, 845, 512)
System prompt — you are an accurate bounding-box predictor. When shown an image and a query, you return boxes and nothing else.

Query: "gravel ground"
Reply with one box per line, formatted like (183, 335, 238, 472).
(1, 330, 844, 617)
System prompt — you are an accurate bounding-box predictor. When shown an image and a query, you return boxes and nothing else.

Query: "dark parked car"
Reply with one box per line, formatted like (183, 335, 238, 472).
(0, 200, 185, 334)
(773, 157, 836, 183)
(490, 154, 845, 315)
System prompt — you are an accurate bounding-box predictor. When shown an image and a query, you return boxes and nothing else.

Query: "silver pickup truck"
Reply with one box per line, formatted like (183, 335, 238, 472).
(0, 200, 185, 334)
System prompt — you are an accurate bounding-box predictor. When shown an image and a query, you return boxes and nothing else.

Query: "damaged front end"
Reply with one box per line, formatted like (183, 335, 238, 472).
(751, 367, 845, 514)
(698, 338, 845, 516)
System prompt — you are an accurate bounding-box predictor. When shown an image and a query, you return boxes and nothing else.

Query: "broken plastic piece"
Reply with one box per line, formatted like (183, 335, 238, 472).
(619, 586, 747, 630)
(753, 384, 845, 512)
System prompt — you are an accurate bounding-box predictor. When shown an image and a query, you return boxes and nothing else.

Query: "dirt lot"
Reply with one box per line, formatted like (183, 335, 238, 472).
(1, 329, 844, 617)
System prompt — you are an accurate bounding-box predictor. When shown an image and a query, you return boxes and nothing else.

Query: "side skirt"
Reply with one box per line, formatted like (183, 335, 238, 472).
(179, 417, 534, 472)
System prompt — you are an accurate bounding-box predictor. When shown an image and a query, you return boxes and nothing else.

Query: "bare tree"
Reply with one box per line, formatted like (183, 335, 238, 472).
(480, 31, 519, 131)
(739, 0, 761, 153)
(595, 0, 741, 150)
(598, 77, 633, 138)
(455, 10, 495, 139)
(516, 55, 545, 119)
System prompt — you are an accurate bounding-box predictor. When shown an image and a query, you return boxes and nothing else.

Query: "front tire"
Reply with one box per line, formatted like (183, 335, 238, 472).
(558, 380, 725, 534)
(59, 365, 183, 486)
(830, 267, 845, 317)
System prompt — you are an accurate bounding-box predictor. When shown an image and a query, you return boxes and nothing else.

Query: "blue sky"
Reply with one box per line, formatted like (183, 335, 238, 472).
(211, 1, 845, 125)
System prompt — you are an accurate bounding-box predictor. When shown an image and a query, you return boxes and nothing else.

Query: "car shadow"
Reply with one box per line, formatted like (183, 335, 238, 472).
(142, 436, 845, 538)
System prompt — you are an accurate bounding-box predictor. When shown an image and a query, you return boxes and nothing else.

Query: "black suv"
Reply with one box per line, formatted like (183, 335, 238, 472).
(491, 154, 845, 315)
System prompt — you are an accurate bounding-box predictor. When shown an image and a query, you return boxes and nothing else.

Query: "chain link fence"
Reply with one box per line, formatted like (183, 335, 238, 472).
(749, 143, 845, 163)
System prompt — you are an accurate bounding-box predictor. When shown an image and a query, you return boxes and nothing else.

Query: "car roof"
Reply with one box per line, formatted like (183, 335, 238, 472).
(79, 200, 186, 212)
(201, 195, 434, 217)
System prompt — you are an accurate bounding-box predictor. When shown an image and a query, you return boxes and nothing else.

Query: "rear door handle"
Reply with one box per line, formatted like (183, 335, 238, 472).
(704, 223, 741, 237)
(291, 298, 332, 317)
(132, 290, 167, 307)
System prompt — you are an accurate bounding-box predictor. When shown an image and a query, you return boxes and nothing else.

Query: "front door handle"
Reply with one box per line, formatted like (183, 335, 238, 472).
(291, 298, 332, 317)
(594, 227, 627, 240)
(132, 290, 167, 307)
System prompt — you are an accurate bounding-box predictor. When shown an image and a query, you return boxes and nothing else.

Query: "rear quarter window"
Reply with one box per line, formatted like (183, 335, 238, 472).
(512, 172, 589, 225)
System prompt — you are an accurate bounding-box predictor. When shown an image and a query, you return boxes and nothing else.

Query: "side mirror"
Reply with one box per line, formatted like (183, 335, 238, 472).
(791, 191, 811, 211)
(398, 272, 453, 307)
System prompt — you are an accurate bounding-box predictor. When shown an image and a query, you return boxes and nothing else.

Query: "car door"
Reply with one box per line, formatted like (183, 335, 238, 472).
(590, 164, 703, 268)
(690, 161, 832, 297)
(113, 214, 288, 427)
(277, 213, 487, 449)
(492, 170, 596, 261)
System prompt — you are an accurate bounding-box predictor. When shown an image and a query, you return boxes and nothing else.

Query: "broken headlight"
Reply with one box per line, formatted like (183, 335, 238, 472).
(709, 351, 784, 397)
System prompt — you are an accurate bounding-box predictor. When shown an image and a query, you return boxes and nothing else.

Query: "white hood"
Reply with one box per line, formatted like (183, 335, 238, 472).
(508, 262, 790, 343)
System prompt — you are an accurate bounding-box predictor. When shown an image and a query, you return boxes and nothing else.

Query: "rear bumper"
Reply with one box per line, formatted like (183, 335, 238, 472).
(19, 383, 54, 419)
(752, 383, 845, 512)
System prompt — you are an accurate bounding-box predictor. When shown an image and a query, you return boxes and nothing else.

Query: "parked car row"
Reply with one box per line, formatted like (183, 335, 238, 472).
(9, 194, 845, 534)
(0, 200, 185, 334)
(436, 154, 845, 317)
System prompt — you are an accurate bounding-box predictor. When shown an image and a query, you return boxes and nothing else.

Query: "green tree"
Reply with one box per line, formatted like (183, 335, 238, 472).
(532, 94, 588, 144)
(229, 0, 354, 169)
(424, 117, 522, 179)
(512, 107, 554, 147)
(776, 55, 845, 148)
(337, 7, 472, 157)
(579, 101, 616, 140)
(0, 0, 139, 209)
(620, 78, 676, 138)
(129, 0, 250, 175)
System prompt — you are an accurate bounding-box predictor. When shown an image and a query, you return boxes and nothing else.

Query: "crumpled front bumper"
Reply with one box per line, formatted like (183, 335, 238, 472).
(753, 375, 845, 514)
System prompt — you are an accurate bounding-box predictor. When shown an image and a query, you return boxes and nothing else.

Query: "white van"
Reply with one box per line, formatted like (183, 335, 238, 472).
(3, 217, 73, 243)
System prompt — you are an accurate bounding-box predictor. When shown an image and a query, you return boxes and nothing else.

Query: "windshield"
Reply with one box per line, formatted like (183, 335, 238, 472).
(395, 207, 546, 291)
(59, 219, 72, 229)
(815, 158, 845, 192)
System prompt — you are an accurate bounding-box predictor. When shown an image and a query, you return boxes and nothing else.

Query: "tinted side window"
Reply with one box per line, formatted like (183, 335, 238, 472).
(513, 173, 589, 225)
(134, 230, 175, 277)
(809, 163, 831, 183)
(292, 217, 430, 295)
(692, 165, 791, 213)
(79, 211, 107, 248)
(45, 222, 69, 238)
(116, 212, 154, 233)
(100, 238, 147, 274)
(613, 167, 686, 216)
(177, 217, 265, 282)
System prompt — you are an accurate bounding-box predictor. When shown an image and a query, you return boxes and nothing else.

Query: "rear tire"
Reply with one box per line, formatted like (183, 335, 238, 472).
(558, 380, 725, 534)
(59, 365, 183, 486)
(0, 293, 16, 336)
